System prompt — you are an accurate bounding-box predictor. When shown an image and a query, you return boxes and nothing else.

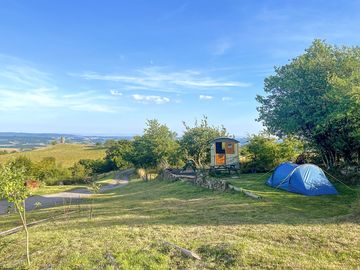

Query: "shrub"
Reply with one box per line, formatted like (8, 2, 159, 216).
(241, 134, 304, 172)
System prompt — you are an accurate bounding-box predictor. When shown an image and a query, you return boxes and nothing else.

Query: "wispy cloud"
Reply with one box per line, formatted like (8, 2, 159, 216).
(132, 94, 170, 104)
(222, 96, 233, 101)
(69, 103, 119, 113)
(110, 89, 123, 96)
(199, 95, 213, 100)
(158, 3, 188, 22)
(75, 66, 251, 94)
(0, 56, 126, 113)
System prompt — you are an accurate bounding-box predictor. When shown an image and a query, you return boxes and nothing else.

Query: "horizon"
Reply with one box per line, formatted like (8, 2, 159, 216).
(1, 1, 359, 136)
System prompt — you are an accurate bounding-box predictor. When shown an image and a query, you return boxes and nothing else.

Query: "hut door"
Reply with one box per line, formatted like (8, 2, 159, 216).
(215, 142, 226, 166)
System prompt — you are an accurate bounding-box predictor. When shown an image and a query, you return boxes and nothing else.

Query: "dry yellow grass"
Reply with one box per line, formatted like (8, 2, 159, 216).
(0, 144, 106, 167)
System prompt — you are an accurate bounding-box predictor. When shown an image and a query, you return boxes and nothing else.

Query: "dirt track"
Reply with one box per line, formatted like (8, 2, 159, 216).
(0, 169, 132, 215)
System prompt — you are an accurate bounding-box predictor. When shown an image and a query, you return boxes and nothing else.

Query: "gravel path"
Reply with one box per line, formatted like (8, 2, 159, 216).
(0, 169, 132, 215)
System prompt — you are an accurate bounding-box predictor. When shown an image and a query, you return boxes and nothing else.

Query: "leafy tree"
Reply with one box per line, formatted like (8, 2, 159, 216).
(180, 116, 228, 168)
(257, 40, 360, 168)
(11, 156, 34, 176)
(105, 140, 133, 169)
(0, 162, 31, 265)
(33, 157, 69, 185)
(241, 134, 304, 172)
(70, 162, 90, 182)
(78, 159, 115, 174)
(130, 119, 179, 176)
(103, 139, 118, 148)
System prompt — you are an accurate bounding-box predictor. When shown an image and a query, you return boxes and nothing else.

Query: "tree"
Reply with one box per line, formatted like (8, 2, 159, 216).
(11, 156, 34, 176)
(105, 140, 133, 169)
(0, 162, 31, 265)
(241, 134, 304, 172)
(180, 116, 228, 168)
(130, 119, 179, 177)
(70, 162, 90, 182)
(33, 157, 69, 185)
(87, 182, 101, 220)
(256, 40, 360, 169)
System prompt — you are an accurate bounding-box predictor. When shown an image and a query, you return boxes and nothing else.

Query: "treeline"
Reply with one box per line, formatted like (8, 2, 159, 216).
(5, 156, 114, 185)
(103, 118, 304, 176)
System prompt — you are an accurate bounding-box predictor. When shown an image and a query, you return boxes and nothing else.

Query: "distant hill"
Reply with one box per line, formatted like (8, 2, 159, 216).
(0, 132, 131, 150)
(0, 144, 106, 167)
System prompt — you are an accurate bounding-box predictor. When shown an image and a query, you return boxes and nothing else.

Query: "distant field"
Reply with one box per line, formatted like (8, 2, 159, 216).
(0, 144, 106, 167)
(0, 173, 359, 269)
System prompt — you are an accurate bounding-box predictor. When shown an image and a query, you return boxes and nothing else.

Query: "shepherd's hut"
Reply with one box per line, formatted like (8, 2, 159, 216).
(209, 137, 240, 172)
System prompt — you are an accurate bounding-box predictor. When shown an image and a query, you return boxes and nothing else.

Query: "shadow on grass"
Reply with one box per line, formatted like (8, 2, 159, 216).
(43, 176, 360, 230)
(1, 175, 358, 232)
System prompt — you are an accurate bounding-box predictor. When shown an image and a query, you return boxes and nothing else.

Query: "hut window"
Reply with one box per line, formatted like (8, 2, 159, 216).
(215, 142, 225, 154)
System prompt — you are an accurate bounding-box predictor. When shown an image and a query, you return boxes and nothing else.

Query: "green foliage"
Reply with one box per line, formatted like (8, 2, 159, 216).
(129, 119, 180, 170)
(0, 161, 31, 265)
(105, 140, 133, 169)
(0, 161, 29, 204)
(10, 156, 33, 176)
(33, 157, 70, 185)
(78, 159, 115, 174)
(69, 162, 90, 183)
(241, 134, 304, 172)
(180, 116, 228, 167)
(257, 40, 360, 169)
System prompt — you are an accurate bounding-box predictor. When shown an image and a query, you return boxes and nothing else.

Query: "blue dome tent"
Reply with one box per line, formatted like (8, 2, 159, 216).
(266, 162, 338, 196)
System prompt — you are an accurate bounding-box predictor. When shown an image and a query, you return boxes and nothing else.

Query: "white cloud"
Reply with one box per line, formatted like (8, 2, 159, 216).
(222, 97, 233, 101)
(0, 56, 125, 113)
(70, 103, 118, 113)
(199, 95, 213, 100)
(110, 89, 123, 96)
(75, 66, 251, 94)
(132, 94, 170, 104)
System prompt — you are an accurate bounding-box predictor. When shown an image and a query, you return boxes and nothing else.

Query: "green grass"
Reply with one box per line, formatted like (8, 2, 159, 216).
(0, 144, 106, 167)
(28, 171, 118, 196)
(28, 184, 87, 196)
(0, 174, 359, 269)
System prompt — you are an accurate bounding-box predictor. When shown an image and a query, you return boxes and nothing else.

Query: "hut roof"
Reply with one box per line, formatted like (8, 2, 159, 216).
(209, 137, 239, 144)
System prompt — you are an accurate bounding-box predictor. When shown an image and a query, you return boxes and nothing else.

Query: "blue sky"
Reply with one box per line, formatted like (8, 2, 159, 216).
(0, 0, 359, 136)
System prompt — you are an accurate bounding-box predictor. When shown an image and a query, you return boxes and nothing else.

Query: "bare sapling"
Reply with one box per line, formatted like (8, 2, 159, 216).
(88, 181, 101, 219)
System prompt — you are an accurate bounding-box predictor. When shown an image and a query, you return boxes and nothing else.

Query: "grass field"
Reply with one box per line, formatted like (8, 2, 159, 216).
(28, 171, 118, 196)
(0, 144, 106, 167)
(0, 173, 359, 269)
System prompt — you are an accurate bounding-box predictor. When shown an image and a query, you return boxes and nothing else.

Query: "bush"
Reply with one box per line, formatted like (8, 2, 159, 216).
(241, 134, 304, 173)
(70, 163, 90, 182)
(33, 157, 70, 185)
(78, 158, 115, 175)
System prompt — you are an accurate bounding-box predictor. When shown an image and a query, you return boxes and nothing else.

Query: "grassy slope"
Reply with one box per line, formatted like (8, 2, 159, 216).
(0, 144, 106, 167)
(28, 171, 118, 196)
(0, 174, 359, 269)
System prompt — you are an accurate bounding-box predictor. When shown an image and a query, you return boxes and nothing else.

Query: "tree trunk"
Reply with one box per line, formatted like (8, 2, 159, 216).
(16, 201, 30, 265)
(23, 208, 30, 266)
